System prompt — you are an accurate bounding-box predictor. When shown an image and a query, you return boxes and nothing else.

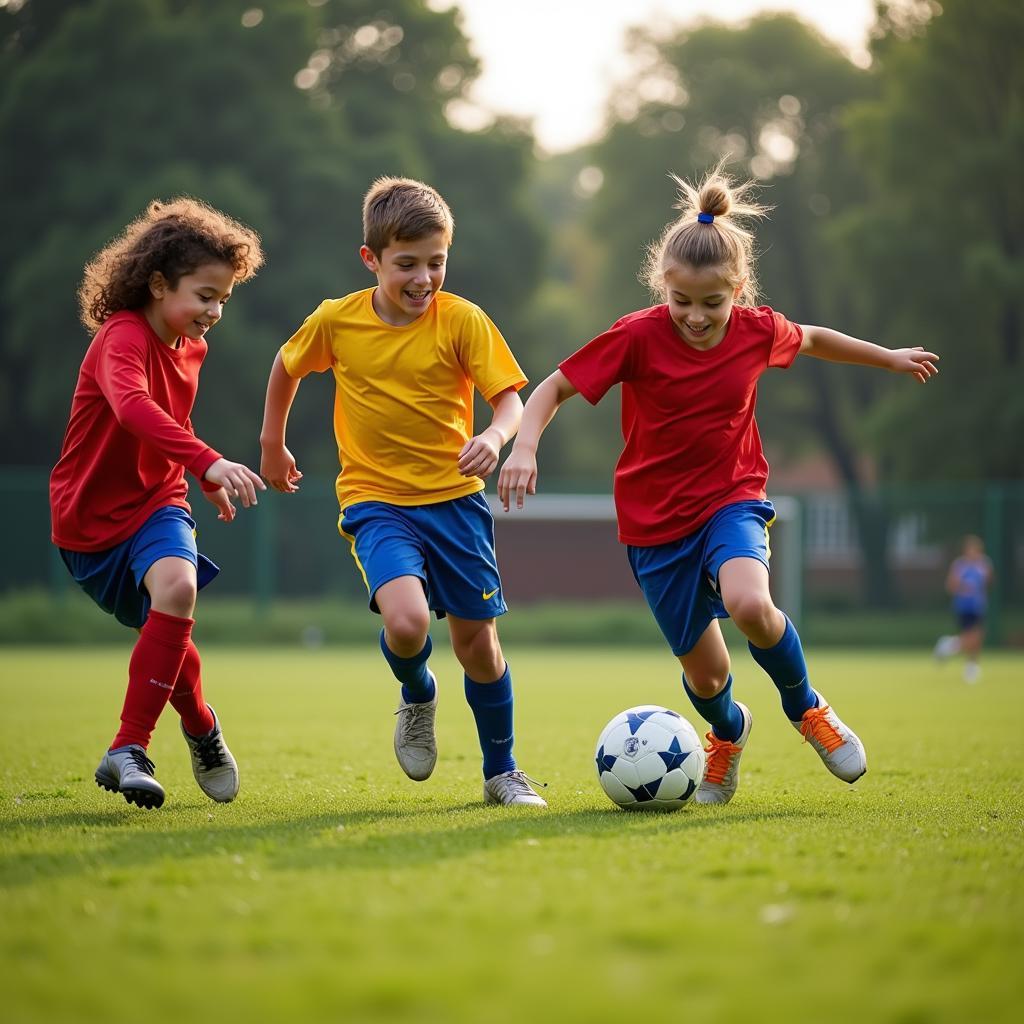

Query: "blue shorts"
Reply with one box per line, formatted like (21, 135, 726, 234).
(953, 600, 984, 630)
(627, 500, 776, 657)
(59, 506, 219, 628)
(339, 492, 506, 621)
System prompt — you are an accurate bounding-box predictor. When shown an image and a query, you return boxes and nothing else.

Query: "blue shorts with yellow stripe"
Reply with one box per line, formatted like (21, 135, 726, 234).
(339, 492, 506, 621)
(627, 499, 776, 657)
(58, 505, 219, 629)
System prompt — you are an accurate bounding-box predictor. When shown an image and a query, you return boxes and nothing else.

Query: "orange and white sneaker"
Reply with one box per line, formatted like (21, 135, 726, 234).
(695, 703, 752, 805)
(794, 690, 867, 783)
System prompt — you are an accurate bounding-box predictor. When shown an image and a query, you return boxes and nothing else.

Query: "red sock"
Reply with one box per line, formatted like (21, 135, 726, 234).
(111, 610, 193, 749)
(170, 640, 215, 737)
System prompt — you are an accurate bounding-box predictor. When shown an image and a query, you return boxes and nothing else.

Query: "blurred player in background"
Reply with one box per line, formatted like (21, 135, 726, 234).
(933, 534, 993, 683)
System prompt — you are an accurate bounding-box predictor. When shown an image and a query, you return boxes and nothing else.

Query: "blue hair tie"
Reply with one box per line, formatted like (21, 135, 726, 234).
(697, 212, 714, 224)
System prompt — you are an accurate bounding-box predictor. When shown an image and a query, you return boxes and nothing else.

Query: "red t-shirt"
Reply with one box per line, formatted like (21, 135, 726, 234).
(50, 310, 222, 551)
(559, 304, 802, 546)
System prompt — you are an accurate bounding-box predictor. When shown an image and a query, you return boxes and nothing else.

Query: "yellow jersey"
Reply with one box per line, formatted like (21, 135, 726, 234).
(280, 288, 527, 510)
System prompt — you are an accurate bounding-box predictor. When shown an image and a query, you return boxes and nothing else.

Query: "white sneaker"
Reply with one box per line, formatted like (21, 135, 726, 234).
(933, 635, 960, 661)
(963, 661, 981, 684)
(393, 677, 438, 781)
(483, 770, 548, 807)
(181, 706, 239, 803)
(695, 703, 752, 805)
(793, 689, 867, 783)
(95, 745, 165, 809)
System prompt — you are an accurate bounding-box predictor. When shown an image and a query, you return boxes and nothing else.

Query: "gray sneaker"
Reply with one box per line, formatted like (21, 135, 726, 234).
(695, 703, 753, 805)
(95, 744, 165, 809)
(483, 770, 548, 807)
(181, 706, 239, 803)
(393, 677, 438, 781)
(793, 689, 867, 783)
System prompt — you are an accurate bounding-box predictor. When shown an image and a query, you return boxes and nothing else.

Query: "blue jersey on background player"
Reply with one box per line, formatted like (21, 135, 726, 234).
(934, 535, 993, 683)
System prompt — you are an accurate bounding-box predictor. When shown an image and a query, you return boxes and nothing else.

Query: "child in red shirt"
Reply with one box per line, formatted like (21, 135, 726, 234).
(499, 166, 939, 804)
(51, 198, 265, 809)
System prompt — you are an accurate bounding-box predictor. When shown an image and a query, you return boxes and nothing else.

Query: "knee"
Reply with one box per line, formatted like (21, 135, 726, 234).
(149, 574, 197, 618)
(685, 669, 730, 699)
(383, 609, 431, 654)
(726, 592, 779, 639)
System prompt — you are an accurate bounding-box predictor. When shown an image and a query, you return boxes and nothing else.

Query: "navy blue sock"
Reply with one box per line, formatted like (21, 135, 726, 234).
(682, 673, 745, 742)
(464, 665, 515, 779)
(747, 614, 816, 722)
(379, 630, 435, 704)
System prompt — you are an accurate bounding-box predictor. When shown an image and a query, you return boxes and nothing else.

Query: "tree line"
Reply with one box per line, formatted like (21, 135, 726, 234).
(1, 0, 1020, 503)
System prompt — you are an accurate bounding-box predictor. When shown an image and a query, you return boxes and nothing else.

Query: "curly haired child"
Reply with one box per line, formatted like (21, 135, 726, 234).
(51, 197, 265, 809)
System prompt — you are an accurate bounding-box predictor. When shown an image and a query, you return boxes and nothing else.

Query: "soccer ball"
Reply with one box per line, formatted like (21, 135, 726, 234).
(595, 705, 705, 810)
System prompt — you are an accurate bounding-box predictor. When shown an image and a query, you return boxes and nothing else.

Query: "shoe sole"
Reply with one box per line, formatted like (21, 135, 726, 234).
(394, 755, 435, 782)
(195, 776, 239, 803)
(199, 786, 238, 803)
(838, 765, 868, 784)
(484, 795, 548, 807)
(95, 775, 165, 809)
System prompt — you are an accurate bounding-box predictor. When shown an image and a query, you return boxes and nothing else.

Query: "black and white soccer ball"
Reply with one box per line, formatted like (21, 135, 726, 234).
(595, 705, 705, 810)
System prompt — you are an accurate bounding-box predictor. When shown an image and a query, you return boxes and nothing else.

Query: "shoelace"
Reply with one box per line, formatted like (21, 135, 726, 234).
(702, 733, 742, 785)
(191, 731, 228, 771)
(395, 701, 435, 749)
(495, 769, 548, 796)
(799, 705, 844, 753)
(125, 747, 157, 777)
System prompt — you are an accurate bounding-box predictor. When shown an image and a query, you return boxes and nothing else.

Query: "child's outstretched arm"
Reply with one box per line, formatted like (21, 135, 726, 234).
(259, 350, 304, 493)
(497, 370, 579, 511)
(458, 386, 523, 480)
(799, 326, 939, 383)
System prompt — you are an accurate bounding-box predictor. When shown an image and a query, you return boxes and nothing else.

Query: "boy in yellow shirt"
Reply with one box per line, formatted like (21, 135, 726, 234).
(260, 177, 546, 806)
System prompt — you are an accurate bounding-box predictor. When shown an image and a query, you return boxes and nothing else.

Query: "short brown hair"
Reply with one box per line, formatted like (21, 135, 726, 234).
(78, 197, 263, 331)
(641, 164, 767, 306)
(362, 176, 454, 256)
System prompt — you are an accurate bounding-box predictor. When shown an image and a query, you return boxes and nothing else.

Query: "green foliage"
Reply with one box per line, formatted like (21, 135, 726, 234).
(841, 0, 1024, 480)
(0, 0, 542, 471)
(530, 15, 878, 491)
(1, 0, 1017, 509)
(2, 647, 1023, 1022)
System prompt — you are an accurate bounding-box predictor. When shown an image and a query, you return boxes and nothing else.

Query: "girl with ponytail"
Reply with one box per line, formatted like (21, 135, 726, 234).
(498, 165, 939, 804)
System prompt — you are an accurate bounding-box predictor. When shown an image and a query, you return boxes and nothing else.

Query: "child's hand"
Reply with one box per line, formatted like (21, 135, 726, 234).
(260, 445, 303, 493)
(497, 448, 538, 511)
(202, 485, 236, 523)
(204, 458, 266, 508)
(458, 429, 502, 479)
(890, 347, 940, 383)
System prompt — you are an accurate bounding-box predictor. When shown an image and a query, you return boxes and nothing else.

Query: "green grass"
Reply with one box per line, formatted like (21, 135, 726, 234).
(2, 645, 1022, 1023)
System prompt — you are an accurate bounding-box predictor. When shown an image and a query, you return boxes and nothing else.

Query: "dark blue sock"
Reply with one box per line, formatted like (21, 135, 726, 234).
(682, 673, 745, 742)
(747, 614, 816, 722)
(464, 665, 515, 779)
(379, 629, 435, 704)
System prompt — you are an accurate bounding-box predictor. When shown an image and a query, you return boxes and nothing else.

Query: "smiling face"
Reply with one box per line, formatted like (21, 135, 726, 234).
(144, 261, 236, 346)
(360, 231, 448, 326)
(662, 260, 741, 350)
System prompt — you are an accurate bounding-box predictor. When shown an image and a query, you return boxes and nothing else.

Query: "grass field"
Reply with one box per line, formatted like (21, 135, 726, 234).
(2, 644, 1022, 1023)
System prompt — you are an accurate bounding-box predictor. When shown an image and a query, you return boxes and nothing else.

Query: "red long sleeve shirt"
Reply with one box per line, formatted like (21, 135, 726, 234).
(50, 310, 222, 551)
